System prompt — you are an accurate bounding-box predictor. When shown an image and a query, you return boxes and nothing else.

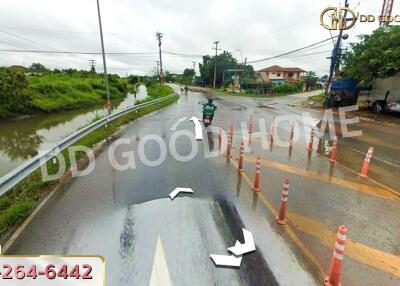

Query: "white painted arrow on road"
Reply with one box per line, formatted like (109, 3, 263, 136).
(190, 116, 203, 140)
(227, 228, 256, 256)
(169, 187, 194, 200)
(210, 254, 242, 268)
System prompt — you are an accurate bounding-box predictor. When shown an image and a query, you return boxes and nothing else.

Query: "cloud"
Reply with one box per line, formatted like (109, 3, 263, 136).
(0, 0, 393, 76)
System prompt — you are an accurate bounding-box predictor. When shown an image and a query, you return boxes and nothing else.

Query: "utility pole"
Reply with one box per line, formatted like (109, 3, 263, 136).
(324, 0, 349, 106)
(212, 41, 220, 89)
(156, 32, 164, 85)
(155, 60, 160, 78)
(96, 0, 111, 113)
(240, 57, 247, 93)
(192, 61, 197, 76)
(89, 59, 96, 78)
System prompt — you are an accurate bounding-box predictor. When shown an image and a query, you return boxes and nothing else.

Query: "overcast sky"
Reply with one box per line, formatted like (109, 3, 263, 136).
(0, 0, 398, 76)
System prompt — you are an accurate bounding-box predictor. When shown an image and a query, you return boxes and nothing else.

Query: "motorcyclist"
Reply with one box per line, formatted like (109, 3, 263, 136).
(203, 98, 217, 122)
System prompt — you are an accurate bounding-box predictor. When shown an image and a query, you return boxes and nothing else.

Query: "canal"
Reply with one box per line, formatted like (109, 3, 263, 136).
(0, 85, 148, 177)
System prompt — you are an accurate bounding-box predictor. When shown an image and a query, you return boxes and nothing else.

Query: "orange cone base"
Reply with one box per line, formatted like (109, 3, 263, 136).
(253, 187, 260, 192)
(359, 173, 367, 178)
(329, 158, 336, 162)
(275, 217, 287, 225)
(324, 277, 341, 286)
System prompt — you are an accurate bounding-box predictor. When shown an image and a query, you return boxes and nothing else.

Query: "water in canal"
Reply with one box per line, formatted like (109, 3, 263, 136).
(0, 85, 148, 177)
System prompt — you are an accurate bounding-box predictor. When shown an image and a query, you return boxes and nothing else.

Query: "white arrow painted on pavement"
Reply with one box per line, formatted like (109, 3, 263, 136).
(189, 116, 203, 140)
(210, 254, 242, 268)
(227, 228, 255, 256)
(170, 116, 188, 131)
(149, 237, 172, 286)
(169, 187, 194, 200)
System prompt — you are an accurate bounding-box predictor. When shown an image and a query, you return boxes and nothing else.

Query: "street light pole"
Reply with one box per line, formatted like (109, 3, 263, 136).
(96, 0, 111, 113)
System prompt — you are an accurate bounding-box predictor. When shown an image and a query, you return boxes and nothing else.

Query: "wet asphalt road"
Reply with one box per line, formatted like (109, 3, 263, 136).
(7, 86, 400, 285)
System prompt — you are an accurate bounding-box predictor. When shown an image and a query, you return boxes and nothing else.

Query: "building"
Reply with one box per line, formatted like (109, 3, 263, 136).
(257, 65, 305, 85)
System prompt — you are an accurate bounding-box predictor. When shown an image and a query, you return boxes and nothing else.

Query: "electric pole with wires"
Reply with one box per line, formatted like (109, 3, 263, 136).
(96, 0, 111, 113)
(324, 0, 350, 107)
(156, 32, 164, 85)
(212, 41, 220, 89)
(89, 59, 96, 76)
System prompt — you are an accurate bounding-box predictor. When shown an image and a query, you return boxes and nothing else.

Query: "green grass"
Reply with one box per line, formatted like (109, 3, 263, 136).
(0, 90, 178, 244)
(137, 84, 174, 104)
(308, 93, 325, 103)
(27, 74, 131, 113)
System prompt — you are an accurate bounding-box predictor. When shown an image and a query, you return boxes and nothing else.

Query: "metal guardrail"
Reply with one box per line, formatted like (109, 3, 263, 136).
(0, 93, 177, 197)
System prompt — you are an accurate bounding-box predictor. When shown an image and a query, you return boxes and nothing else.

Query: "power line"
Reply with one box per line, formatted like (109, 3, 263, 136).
(245, 36, 339, 64)
(0, 29, 60, 51)
(0, 49, 157, 55)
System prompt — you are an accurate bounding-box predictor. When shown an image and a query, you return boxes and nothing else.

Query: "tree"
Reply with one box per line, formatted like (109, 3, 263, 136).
(0, 68, 29, 117)
(199, 51, 237, 87)
(183, 68, 195, 77)
(342, 25, 400, 84)
(303, 71, 318, 90)
(29, 63, 48, 73)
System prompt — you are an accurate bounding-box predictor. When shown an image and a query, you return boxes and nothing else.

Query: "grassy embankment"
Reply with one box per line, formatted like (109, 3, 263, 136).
(27, 74, 132, 112)
(0, 71, 134, 119)
(0, 84, 177, 244)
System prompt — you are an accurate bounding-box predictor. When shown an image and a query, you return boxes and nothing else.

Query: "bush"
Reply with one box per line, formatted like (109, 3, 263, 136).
(273, 83, 301, 94)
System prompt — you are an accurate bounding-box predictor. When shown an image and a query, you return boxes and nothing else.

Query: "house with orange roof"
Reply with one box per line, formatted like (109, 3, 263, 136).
(256, 65, 305, 85)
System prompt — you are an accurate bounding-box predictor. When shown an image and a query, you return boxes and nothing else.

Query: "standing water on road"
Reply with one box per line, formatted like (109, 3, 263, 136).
(0, 84, 148, 177)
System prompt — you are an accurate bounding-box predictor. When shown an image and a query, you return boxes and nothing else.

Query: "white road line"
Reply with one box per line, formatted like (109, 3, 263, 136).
(149, 237, 173, 286)
(170, 116, 188, 131)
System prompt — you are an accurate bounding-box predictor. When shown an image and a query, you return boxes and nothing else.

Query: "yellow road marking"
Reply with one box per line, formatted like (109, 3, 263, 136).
(241, 155, 399, 201)
(231, 131, 400, 198)
(288, 212, 400, 277)
(229, 157, 400, 278)
(230, 158, 327, 279)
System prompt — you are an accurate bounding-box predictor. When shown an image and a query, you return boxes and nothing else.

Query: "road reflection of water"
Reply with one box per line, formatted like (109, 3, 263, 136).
(0, 85, 148, 177)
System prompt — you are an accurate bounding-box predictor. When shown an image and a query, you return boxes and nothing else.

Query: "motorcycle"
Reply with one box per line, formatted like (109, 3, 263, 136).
(203, 112, 213, 127)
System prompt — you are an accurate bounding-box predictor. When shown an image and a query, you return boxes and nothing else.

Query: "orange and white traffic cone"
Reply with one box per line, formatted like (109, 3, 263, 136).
(253, 156, 261, 192)
(226, 132, 232, 158)
(329, 138, 337, 163)
(248, 115, 253, 134)
(289, 123, 295, 147)
(307, 128, 315, 151)
(218, 120, 223, 148)
(276, 178, 290, 225)
(229, 120, 234, 135)
(238, 142, 244, 172)
(270, 117, 276, 143)
(324, 225, 347, 286)
(360, 147, 374, 178)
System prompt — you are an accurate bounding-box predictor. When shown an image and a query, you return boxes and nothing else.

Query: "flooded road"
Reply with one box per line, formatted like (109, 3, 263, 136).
(0, 84, 148, 177)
